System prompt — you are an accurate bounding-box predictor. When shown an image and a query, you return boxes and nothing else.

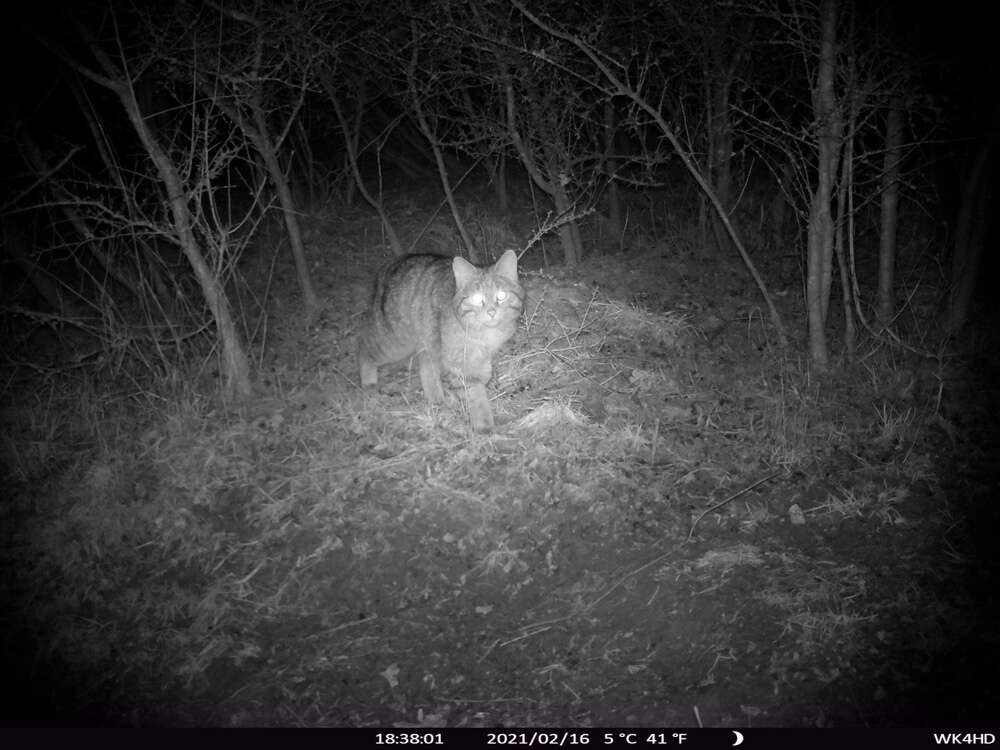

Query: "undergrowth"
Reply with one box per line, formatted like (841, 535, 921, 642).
(0, 243, 972, 726)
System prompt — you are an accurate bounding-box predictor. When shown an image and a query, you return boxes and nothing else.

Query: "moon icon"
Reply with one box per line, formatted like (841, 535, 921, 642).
(732, 730, 744, 746)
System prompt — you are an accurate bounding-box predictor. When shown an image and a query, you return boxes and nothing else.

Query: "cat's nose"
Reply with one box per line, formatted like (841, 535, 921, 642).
(487, 308, 497, 318)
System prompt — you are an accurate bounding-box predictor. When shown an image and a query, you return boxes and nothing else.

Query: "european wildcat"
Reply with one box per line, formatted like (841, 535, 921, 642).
(357, 249, 523, 432)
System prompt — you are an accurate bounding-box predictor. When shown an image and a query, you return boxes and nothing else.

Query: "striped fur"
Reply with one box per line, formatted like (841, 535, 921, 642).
(357, 249, 523, 432)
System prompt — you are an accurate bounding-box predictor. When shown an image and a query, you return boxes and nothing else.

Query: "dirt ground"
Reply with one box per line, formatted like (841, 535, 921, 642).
(2, 206, 998, 728)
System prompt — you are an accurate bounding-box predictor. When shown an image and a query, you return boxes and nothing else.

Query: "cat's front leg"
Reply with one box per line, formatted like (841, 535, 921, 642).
(359, 355, 379, 389)
(463, 382, 494, 433)
(417, 351, 446, 403)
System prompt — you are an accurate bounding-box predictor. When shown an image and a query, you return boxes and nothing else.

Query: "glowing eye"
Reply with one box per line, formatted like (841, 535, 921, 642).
(469, 292, 485, 306)
(496, 290, 508, 302)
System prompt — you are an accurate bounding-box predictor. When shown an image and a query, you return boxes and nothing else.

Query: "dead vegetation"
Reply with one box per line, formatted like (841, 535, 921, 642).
(0, 207, 994, 728)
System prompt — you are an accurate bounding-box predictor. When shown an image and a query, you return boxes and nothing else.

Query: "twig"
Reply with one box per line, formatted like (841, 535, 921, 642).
(519, 207, 595, 259)
(2, 146, 82, 213)
(686, 472, 781, 542)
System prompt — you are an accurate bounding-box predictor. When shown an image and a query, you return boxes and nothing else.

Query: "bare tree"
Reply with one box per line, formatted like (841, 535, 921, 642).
(877, 95, 903, 328)
(309, 0, 410, 256)
(698, 6, 754, 258)
(406, 20, 480, 259)
(804, 0, 841, 369)
(735, 1, 929, 364)
(503, 59, 589, 265)
(512, 0, 789, 346)
(947, 131, 996, 336)
(188, 2, 320, 323)
(41, 14, 254, 397)
(448, 2, 595, 265)
(319, 73, 407, 257)
(833, 84, 858, 363)
(601, 97, 622, 246)
(18, 131, 179, 329)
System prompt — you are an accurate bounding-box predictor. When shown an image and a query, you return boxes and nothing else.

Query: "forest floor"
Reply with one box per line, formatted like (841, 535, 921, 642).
(2, 200, 998, 727)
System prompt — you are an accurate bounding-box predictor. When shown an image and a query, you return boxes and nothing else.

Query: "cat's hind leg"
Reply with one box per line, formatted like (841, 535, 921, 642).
(417, 351, 446, 403)
(357, 333, 383, 389)
(358, 326, 412, 390)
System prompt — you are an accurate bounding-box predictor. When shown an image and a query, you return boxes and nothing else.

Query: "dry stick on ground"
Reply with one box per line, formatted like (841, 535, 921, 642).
(511, 1, 788, 348)
(686, 472, 781, 542)
(586, 476, 780, 605)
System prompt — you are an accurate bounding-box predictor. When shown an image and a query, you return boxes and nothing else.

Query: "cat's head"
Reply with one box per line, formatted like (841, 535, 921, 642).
(451, 249, 523, 328)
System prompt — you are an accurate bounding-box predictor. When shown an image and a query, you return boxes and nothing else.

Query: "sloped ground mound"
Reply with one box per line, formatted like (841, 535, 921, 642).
(1, 212, 997, 727)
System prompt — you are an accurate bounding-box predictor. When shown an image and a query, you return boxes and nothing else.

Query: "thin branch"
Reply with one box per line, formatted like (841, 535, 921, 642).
(511, 0, 788, 347)
(2, 146, 82, 213)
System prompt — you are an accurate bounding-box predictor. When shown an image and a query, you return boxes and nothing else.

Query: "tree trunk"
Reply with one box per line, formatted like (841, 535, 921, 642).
(708, 74, 734, 258)
(342, 78, 368, 207)
(806, 199, 832, 369)
(246, 93, 320, 324)
(805, 0, 840, 370)
(948, 140, 994, 335)
(292, 119, 317, 211)
(117, 86, 252, 397)
(505, 78, 582, 265)
(877, 96, 903, 328)
(835, 108, 857, 363)
(61, 31, 252, 397)
(771, 161, 792, 255)
(553, 186, 582, 265)
(511, 0, 788, 347)
(604, 97, 622, 249)
(833, 237, 856, 363)
(407, 33, 478, 260)
(137, 136, 249, 393)
(493, 151, 509, 214)
(699, 72, 713, 255)
(703, 18, 747, 260)
(324, 75, 405, 256)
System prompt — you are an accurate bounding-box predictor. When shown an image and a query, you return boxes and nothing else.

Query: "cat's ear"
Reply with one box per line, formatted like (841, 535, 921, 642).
(452, 256, 479, 288)
(493, 249, 518, 282)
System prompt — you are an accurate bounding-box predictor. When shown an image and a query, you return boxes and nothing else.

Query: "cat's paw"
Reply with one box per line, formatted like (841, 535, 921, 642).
(359, 361, 379, 389)
(464, 383, 495, 433)
(360, 385, 380, 408)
